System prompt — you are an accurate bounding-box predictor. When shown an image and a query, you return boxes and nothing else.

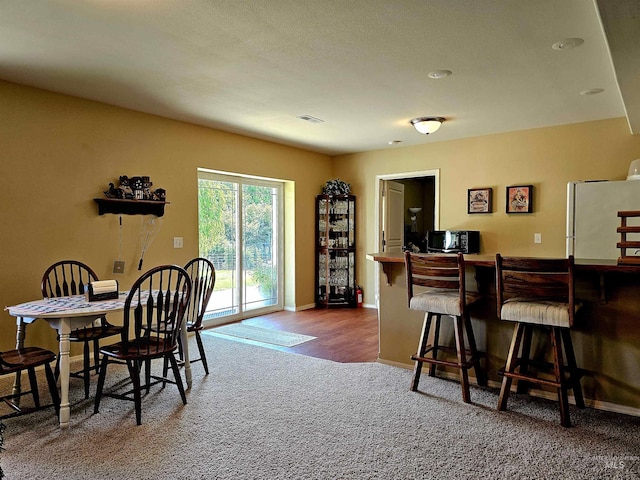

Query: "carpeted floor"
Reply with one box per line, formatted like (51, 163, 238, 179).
(1, 334, 639, 479)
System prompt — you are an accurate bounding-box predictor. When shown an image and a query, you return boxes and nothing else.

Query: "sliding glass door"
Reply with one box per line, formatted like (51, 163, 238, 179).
(198, 170, 283, 324)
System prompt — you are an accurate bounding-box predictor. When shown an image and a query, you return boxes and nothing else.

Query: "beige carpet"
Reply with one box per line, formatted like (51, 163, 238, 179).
(207, 323, 316, 347)
(1, 334, 639, 479)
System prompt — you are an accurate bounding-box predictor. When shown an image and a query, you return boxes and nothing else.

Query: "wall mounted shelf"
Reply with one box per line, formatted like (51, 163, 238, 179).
(94, 198, 169, 217)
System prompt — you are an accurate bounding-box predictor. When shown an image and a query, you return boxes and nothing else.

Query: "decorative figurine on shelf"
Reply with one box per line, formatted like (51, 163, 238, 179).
(153, 188, 166, 201)
(118, 176, 134, 199)
(322, 179, 351, 195)
(142, 176, 153, 199)
(103, 175, 166, 201)
(130, 176, 145, 199)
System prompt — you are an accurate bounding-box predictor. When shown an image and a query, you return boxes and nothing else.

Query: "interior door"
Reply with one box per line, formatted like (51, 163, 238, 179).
(382, 180, 405, 252)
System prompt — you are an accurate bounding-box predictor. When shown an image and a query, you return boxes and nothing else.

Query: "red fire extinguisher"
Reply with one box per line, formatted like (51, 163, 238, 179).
(356, 285, 363, 308)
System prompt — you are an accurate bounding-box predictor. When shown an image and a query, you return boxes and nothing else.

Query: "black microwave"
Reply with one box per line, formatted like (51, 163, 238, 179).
(426, 230, 480, 254)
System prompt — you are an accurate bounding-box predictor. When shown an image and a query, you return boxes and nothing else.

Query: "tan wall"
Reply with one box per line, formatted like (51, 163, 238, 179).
(0, 81, 332, 353)
(4, 78, 640, 365)
(333, 119, 640, 305)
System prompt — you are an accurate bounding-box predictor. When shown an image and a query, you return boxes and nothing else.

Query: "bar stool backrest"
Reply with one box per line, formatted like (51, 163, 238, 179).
(405, 252, 465, 312)
(495, 255, 576, 327)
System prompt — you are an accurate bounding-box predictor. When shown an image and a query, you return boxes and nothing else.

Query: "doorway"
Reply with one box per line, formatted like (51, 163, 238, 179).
(198, 169, 284, 326)
(377, 169, 440, 254)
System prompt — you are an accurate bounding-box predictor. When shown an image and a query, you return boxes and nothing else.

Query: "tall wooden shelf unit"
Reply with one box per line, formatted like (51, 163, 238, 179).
(316, 194, 356, 308)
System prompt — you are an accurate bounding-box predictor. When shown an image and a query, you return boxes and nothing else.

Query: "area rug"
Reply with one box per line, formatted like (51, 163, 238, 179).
(206, 323, 316, 347)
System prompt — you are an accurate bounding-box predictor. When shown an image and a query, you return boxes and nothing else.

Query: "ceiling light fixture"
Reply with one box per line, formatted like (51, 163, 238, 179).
(410, 117, 445, 135)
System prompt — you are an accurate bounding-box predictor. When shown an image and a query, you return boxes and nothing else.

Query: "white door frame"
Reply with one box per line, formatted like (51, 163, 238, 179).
(373, 169, 440, 304)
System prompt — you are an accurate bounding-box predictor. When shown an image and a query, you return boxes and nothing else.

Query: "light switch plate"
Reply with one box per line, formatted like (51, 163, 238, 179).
(534, 233, 542, 244)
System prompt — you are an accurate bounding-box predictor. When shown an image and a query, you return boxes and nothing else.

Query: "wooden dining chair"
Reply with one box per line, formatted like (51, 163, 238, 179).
(41, 260, 123, 399)
(178, 257, 215, 374)
(495, 254, 585, 427)
(0, 346, 60, 419)
(93, 265, 192, 425)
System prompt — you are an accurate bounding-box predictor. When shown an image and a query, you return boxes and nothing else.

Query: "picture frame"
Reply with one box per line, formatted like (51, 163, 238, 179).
(506, 185, 533, 213)
(467, 188, 492, 214)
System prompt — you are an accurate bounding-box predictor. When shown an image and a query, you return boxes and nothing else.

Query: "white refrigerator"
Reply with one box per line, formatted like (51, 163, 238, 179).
(566, 180, 640, 260)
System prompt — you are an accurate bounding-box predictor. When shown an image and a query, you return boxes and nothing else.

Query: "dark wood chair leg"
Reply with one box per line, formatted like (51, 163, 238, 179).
(498, 322, 525, 411)
(126, 360, 143, 426)
(410, 312, 433, 391)
(27, 367, 41, 408)
(144, 359, 152, 392)
(92, 339, 101, 371)
(429, 314, 441, 377)
(94, 355, 109, 414)
(162, 355, 170, 379)
(463, 313, 486, 386)
(551, 327, 571, 427)
(195, 332, 209, 374)
(168, 354, 187, 405)
(54, 355, 60, 381)
(82, 341, 91, 399)
(516, 325, 533, 394)
(177, 333, 185, 361)
(453, 315, 471, 403)
(44, 363, 60, 415)
(561, 328, 585, 409)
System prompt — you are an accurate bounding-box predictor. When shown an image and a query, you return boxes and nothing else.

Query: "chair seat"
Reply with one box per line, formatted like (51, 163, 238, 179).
(101, 338, 177, 361)
(1, 347, 57, 374)
(66, 324, 123, 342)
(409, 288, 481, 316)
(501, 297, 582, 328)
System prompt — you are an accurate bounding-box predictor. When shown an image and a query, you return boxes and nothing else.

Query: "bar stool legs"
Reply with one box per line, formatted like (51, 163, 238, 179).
(498, 322, 584, 427)
(410, 311, 486, 403)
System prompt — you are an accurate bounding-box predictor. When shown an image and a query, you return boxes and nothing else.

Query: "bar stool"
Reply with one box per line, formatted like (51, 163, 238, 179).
(495, 254, 585, 427)
(405, 252, 486, 403)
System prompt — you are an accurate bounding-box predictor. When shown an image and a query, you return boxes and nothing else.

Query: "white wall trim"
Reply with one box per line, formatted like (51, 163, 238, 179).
(373, 169, 440, 306)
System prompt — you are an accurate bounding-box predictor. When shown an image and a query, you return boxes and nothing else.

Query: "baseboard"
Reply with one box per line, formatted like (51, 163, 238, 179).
(289, 303, 316, 311)
(288, 303, 376, 311)
(376, 358, 640, 418)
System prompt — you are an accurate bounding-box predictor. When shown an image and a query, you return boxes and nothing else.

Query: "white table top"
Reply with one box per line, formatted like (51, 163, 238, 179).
(5, 293, 129, 319)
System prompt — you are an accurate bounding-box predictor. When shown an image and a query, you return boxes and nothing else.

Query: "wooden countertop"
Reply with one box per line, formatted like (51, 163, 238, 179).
(366, 252, 640, 273)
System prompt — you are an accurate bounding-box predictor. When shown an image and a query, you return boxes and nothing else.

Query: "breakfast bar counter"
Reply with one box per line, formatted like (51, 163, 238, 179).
(368, 252, 640, 415)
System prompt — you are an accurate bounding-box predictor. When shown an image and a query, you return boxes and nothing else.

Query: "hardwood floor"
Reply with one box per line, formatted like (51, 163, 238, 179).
(206, 307, 379, 363)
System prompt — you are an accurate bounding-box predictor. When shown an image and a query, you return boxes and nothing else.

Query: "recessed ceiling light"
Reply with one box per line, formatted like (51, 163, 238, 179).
(580, 88, 604, 95)
(427, 70, 452, 79)
(296, 115, 325, 123)
(388, 140, 402, 145)
(552, 38, 584, 50)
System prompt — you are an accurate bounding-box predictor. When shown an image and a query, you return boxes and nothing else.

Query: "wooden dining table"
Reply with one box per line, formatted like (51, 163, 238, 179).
(5, 292, 193, 428)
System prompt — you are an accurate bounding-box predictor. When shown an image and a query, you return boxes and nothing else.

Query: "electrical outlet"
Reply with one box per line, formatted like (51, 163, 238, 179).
(534, 233, 542, 244)
(113, 260, 125, 274)
(173, 236, 184, 249)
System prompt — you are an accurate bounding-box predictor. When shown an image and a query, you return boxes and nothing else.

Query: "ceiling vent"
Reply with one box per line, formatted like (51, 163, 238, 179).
(297, 115, 325, 124)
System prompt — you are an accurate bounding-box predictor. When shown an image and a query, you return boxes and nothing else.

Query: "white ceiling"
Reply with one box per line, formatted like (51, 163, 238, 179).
(0, 0, 637, 155)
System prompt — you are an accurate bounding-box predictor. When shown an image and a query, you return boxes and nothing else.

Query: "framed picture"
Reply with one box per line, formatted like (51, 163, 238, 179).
(467, 188, 492, 214)
(506, 185, 533, 213)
